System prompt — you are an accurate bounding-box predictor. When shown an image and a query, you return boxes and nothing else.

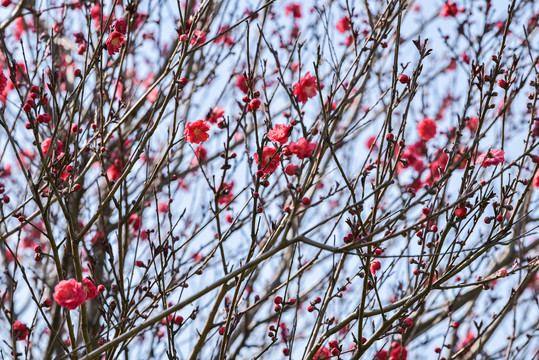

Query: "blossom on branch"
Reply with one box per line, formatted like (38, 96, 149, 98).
(293, 72, 318, 104)
(184, 120, 210, 144)
(13, 321, 28, 341)
(289, 138, 317, 159)
(254, 146, 280, 175)
(106, 31, 126, 56)
(53, 279, 87, 310)
(476, 149, 505, 168)
(417, 117, 437, 141)
(268, 124, 291, 145)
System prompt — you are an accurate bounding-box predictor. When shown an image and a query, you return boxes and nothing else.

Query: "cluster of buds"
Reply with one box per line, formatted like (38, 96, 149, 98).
(243, 90, 262, 112)
(307, 296, 322, 312)
(34, 244, 43, 262)
(24, 86, 50, 129)
(396, 317, 414, 334)
(273, 296, 295, 312)
(74, 32, 87, 55)
(328, 339, 340, 356)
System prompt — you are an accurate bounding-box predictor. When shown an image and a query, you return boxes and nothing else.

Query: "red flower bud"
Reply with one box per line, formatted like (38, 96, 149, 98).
(178, 77, 188, 86)
(455, 207, 467, 218)
(497, 78, 508, 89)
(398, 74, 409, 84)
(249, 98, 261, 110)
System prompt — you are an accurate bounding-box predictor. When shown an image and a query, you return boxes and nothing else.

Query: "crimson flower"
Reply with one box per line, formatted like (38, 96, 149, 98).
(106, 165, 120, 182)
(41, 138, 64, 158)
(254, 146, 280, 175)
(389, 342, 408, 360)
(314, 346, 331, 359)
(191, 145, 208, 167)
(440, 1, 462, 17)
(105, 31, 125, 56)
(366, 135, 377, 150)
(457, 331, 475, 353)
(455, 206, 467, 218)
(284, 4, 302, 18)
(370, 260, 381, 274)
(374, 350, 388, 360)
(467, 117, 478, 132)
(215, 25, 235, 46)
(293, 72, 318, 104)
(236, 74, 250, 94)
(184, 120, 210, 144)
(336, 17, 351, 33)
(128, 213, 141, 231)
(417, 117, 437, 141)
(13, 320, 28, 341)
(115, 18, 127, 34)
(106, 159, 123, 181)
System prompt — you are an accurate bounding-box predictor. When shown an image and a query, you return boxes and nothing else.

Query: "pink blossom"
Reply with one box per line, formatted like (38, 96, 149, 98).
(440, 1, 462, 17)
(190, 29, 207, 46)
(293, 72, 318, 104)
(41, 138, 64, 158)
(106, 159, 123, 181)
(13, 321, 28, 341)
(53, 279, 87, 310)
(236, 74, 250, 94)
(158, 202, 169, 213)
(115, 18, 127, 34)
(105, 31, 125, 56)
(267, 124, 291, 145)
(289, 138, 317, 159)
(314, 346, 331, 359)
(417, 117, 437, 141)
(128, 214, 141, 231)
(254, 146, 280, 175)
(389, 342, 408, 360)
(82, 278, 98, 300)
(284, 4, 302, 18)
(336, 17, 350, 33)
(476, 149, 505, 168)
(370, 260, 381, 274)
(191, 145, 208, 167)
(206, 106, 224, 124)
(366, 135, 377, 150)
(215, 25, 235, 46)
